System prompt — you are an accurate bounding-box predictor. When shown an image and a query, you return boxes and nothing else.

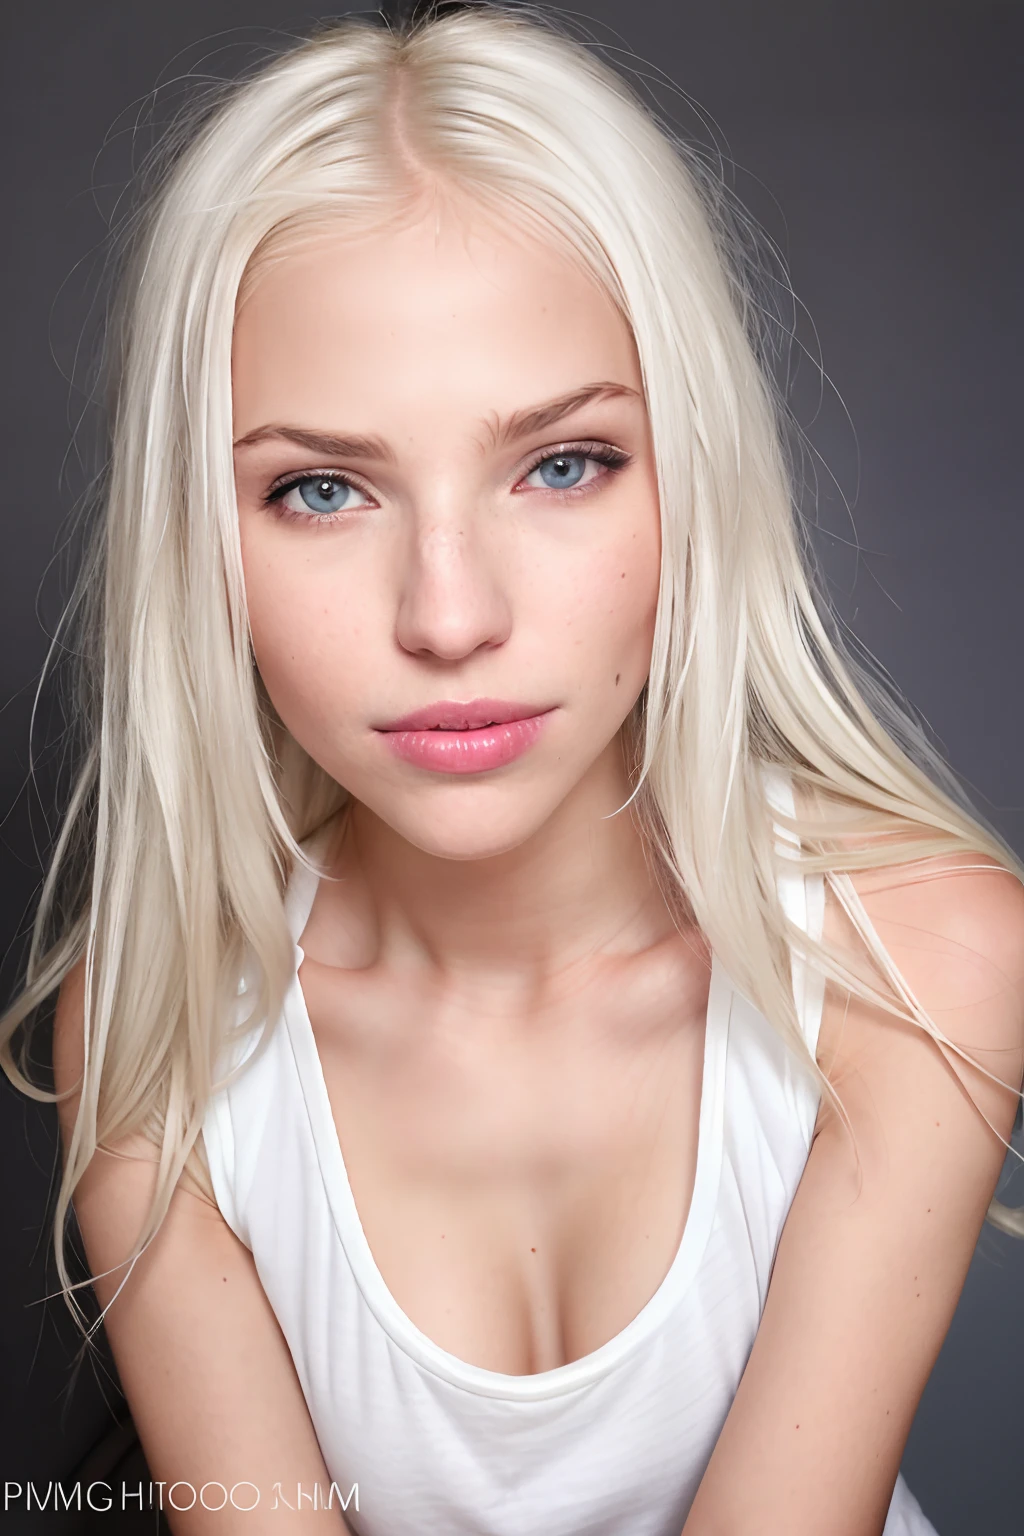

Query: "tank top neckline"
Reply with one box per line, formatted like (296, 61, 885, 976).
(279, 830, 733, 1402)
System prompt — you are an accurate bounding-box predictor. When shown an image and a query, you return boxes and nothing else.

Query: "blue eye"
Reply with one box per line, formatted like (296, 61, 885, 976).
(520, 445, 629, 495)
(526, 453, 590, 490)
(265, 472, 373, 519)
(286, 475, 368, 515)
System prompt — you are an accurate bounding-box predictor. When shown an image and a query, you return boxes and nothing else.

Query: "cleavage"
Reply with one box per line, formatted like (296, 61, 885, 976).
(300, 960, 710, 1375)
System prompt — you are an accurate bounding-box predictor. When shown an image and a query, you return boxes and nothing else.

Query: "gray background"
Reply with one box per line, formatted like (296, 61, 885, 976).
(1, 1, 1021, 1529)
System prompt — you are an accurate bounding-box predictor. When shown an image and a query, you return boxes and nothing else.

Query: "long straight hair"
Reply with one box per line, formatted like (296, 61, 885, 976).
(3, 2, 1022, 1340)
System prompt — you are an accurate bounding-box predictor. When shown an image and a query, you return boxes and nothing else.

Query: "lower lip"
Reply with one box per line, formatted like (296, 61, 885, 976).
(378, 712, 552, 774)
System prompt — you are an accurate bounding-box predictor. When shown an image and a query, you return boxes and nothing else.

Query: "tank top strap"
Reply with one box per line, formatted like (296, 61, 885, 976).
(760, 764, 827, 1060)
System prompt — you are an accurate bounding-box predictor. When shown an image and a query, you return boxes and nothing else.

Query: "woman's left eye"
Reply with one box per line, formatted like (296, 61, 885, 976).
(519, 446, 628, 495)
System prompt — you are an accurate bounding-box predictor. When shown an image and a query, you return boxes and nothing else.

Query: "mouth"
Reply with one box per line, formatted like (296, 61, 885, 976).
(374, 698, 556, 775)
(375, 698, 554, 733)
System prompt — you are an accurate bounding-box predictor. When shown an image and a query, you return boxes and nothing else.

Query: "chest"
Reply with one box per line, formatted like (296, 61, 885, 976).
(298, 958, 711, 1375)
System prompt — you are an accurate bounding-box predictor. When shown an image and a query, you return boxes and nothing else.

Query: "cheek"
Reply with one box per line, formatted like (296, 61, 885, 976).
(239, 533, 371, 732)
(540, 515, 661, 688)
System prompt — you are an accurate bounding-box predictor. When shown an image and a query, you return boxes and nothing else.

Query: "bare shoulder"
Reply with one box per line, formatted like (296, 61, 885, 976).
(838, 845, 1024, 969)
(52, 952, 214, 1204)
(817, 848, 1024, 1145)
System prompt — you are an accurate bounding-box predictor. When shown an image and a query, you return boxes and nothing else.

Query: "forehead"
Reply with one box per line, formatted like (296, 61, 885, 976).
(230, 201, 642, 441)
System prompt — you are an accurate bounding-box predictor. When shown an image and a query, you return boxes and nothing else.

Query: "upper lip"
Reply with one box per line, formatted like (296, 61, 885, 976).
(376, 698, 554, 731)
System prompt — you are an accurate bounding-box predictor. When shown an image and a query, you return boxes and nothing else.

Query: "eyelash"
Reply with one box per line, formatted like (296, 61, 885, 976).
(260, 441, 633, 525)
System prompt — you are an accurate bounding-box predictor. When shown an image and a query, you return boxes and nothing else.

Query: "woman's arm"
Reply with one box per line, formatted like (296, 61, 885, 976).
(681, 856, 1024, 1536)
(53, 960, 353, 1534)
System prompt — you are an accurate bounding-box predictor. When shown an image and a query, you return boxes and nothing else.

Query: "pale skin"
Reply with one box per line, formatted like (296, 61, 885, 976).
(54, 190, 1024, 1535)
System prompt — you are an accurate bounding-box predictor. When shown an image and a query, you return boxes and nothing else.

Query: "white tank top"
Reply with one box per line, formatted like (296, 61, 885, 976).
(202, 772, 938, 1536)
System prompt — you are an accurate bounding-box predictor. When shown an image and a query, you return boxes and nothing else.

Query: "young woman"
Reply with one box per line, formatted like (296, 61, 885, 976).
(3, 5, 1023, 1534)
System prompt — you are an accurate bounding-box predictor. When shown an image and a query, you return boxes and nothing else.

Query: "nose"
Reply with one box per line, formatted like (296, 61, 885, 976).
(394, 513, 513, 662)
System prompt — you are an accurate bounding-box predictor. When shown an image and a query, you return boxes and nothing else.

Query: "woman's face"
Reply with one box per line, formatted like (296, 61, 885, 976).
(231, 198, 662, 861)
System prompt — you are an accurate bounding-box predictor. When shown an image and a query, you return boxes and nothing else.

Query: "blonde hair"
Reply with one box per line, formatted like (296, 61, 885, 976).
(3, 2, 1022, 1344)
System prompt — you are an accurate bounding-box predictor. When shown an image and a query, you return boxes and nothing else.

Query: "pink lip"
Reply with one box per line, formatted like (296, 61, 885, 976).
(376, 698, 555, 775)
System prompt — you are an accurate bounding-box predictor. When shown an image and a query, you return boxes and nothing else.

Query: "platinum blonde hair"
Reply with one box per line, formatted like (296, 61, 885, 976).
(3, 2, 1022, 1341)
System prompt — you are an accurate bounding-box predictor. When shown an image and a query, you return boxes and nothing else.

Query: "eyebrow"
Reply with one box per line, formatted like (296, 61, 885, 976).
(232, 423, 397, 462)
(488, 381, 642, 448)
(232, 381, 642, 461)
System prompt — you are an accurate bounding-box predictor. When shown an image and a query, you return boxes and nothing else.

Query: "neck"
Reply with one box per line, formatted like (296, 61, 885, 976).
(322, 736, 678, 1001)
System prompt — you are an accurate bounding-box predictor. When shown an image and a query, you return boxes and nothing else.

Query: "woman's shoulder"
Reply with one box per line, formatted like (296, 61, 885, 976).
(53, 952, 221, 1209)
(816, 848, 1024, 1138)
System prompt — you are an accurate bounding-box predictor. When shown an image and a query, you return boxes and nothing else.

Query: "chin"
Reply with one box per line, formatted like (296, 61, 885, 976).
(364, 785, 565, 864)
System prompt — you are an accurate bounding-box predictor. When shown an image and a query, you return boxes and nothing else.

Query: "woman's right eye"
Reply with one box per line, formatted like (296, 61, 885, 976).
(267, 473, 372, 519)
